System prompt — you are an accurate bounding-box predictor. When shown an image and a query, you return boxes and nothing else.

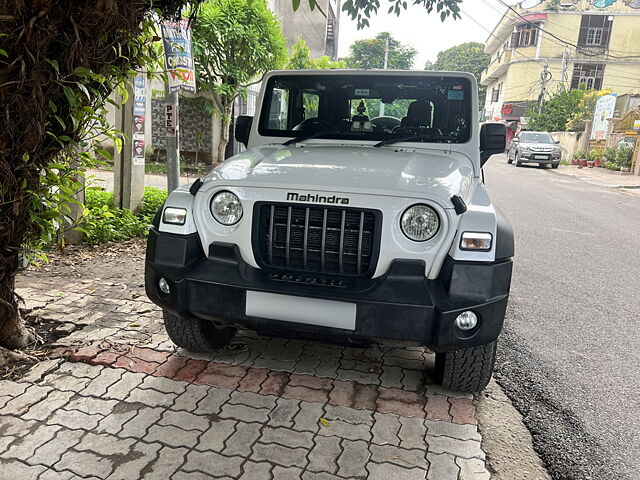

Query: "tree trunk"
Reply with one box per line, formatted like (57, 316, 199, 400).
(216, 107, 232, 163)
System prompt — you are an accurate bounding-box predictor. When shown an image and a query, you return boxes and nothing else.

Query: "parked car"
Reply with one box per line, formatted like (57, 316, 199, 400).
(145, 69, 514, 393)
(507, 131, 561, 168)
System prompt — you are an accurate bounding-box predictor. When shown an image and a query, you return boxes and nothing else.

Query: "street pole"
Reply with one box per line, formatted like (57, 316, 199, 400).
(165, 85, 180, 193)
(380, 38, 389, 116)
(538, 61, 549, 115)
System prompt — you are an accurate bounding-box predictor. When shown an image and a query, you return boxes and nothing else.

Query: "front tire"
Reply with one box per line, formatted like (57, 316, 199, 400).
(434, 341, 497, 392)
(507, 151, 513, 164)
(163, 310, 236, 352)
(552, 163, 559, 169)
(515, 153, 522, 167)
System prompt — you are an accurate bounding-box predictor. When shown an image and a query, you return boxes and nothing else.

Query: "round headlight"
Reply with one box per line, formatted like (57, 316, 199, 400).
(400, 204, 439, 242)
(211, 191, 243, 225)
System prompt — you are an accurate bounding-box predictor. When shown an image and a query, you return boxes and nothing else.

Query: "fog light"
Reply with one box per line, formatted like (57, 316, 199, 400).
(455, 311, 478, 330)
(158, 277, 170, 294)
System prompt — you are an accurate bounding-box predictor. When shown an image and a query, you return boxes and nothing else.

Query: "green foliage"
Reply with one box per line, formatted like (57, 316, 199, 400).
(574, 149, 586, 159)
(82, 187, 167, 244)
(424, 42, 491, 105)
(346, 32, 417, 70)
(603, 161, 620, 171)
(341, 0, 462, 29)
(192, 0, 288, 161)
(616, 145, 633, 168)
(286, 37, 347, 70)
(604, 146, 617, 163)
(589, 149, 603, 161)
(566, 88, 613, 132)
(525, 88, 587, 132)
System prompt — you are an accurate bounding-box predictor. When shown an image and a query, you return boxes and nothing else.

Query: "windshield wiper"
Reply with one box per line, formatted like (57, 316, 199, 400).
(282, 130, 340, 146)
(374, 134, 457, 148)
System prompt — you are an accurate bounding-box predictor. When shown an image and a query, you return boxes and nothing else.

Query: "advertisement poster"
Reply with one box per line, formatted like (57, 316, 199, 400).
(161, 20, 196, 94)
(591, 94, 617, 140)
(132, 74, 146, 166)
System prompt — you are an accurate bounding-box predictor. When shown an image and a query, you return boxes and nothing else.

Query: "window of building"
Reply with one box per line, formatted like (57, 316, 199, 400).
(511, 23, 540, 48)
(578, 15, 612, 48)
(491, 83, 502, 103)
(570, 64, 605, 90)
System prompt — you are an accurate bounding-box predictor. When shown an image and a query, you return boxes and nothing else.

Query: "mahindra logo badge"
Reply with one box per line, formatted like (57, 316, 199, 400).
(287, 192, 350, 205)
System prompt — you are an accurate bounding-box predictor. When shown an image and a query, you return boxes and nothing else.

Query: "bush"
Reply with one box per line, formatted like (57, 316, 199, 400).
(616, 145, 633, 168)
(82, 187, 167, 244)
(603, 161, 620, 171)
(604, 147, 617, 163)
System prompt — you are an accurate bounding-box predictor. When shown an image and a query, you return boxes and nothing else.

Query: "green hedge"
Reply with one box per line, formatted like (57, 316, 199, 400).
(83, 187, 167, 244)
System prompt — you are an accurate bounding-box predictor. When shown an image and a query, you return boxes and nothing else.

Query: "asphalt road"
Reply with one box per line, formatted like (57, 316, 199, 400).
(483, 155, 640, 480)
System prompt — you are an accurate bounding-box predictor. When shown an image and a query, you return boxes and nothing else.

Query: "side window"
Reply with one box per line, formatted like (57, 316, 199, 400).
(267, 88, 289, 130)
(302, 92, 319, 119)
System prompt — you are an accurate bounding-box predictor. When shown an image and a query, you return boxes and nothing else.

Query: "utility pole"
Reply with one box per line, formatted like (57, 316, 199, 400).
(380, 37, 390, 116)
(538, 61, 550, 115)
(164, 85, 180, 193)
(561, 45, 569, 88)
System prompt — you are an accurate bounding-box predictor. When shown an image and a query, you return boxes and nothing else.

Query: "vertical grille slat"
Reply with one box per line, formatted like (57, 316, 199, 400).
(256, 203, 379, 277)
(357, 212, 364, 274)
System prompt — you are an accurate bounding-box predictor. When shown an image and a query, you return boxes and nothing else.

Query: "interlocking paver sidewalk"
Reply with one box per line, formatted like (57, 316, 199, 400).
(2, 249, 492, 479)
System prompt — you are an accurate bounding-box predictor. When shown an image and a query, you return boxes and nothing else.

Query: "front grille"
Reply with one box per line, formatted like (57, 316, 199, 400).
(253, 203, 380, 277)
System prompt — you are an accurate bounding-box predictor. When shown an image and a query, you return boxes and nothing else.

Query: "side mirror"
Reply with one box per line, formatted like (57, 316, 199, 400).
(234, 115, 253, 147)
(480, 122, 507, 167)
(554, 139, 560, 144)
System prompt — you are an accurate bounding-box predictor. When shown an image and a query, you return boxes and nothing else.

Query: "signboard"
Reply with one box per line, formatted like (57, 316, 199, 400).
(633, 119, 640, 130)
(161, 20, 196, 94)
(590, 94, 617, 140)
(165, 103, 177, 137)
(132, 75, 146, 166)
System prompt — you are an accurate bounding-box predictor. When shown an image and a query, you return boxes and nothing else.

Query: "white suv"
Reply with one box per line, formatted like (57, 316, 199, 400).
(145, 70, 513, 392)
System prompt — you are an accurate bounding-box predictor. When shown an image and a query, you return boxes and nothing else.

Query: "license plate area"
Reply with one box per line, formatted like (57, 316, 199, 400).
(245, 291, 356, 330)
(534, 154, 548, 159)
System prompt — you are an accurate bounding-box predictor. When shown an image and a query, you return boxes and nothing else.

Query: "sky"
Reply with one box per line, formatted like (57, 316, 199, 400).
(337, 0, 508, 69)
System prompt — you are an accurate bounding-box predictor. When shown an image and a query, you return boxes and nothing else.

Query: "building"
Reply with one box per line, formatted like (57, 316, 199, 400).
(481, 0, 640, 125)
(269, 0, 340, 59)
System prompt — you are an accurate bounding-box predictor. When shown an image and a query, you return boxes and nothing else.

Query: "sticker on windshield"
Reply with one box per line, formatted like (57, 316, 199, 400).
(448, 89, 464, 100)
(354, 88, 370, 96)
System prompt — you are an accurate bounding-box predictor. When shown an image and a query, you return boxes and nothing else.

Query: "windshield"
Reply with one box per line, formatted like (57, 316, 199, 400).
(520, 132, 554, 144)
(258, 74, 472, 144)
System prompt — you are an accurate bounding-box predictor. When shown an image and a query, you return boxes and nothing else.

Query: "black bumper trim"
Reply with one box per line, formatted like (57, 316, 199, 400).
(145, 228, 512, 352)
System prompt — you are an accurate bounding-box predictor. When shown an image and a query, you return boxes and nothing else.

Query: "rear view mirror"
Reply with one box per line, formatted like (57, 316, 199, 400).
(235, 115, 253, 147)
(480, 123, 507, 167)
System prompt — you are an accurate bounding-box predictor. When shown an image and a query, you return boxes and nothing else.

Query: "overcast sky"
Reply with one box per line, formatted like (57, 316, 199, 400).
(337, 0, 508, 69)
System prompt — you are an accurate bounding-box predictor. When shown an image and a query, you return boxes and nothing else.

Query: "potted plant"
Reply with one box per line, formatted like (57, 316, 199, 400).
(587, 150, 597, 168)
(590, 149, 603, 167)
(574, 149, 587, 168)
(616, 145, 633, 173)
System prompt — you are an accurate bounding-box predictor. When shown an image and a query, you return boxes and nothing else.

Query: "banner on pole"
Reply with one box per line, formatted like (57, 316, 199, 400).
(165, 103, 178, 137)
(132, 74, 146, 166)
(161, 20, 196, 94)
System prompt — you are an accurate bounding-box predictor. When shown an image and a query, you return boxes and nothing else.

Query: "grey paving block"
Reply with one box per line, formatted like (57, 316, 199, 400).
(47, 409, 103, 430)
(399, 416, 427, 450)
(0, 459, 47, 478)
(196, 419, 237, 452)
(335, 368, 380, 385)
(259, 426, 314, 449)
(42, 374, 91, 393)
(426, 452, 459, 480)
(272, 465, 304, 480)
(126, 387, 177, 408)
(187, 385, 227, 414)
(456, 457, 491, 480)
(75, 431, 135, 456)
(56, 363, 102, 379)
(380, 365, 404, 388)
(141, 445, 188, 479)
(65, 396, 119, 416)
(425, 435, 485, 460)
(1, 385, 53, 415)
(139, 375, 187, 395)
(159, 410, 210, 432)
(323, 404, 374, 425)
(184, 450, 243, 477)
(22, 390, 74, 422)
(79, 368, 124, 397)
(292, 402, 323, 433)
(372, 412, 401, 446)
(229, 391, 277, 410)
(307, 435, 341, 474)
(95, 402, 140, 436)
(55, 450, 114, 478)
(268, 397, 300, 428)
(145, 424, 201, 448)
(104, 371, 145, 401)
(424, 420, 482, 442)
(368, 462, 427, 480)
(317, 418, 372, 442)
(337, 439, 370, 477)
(220, 403, 270, 423)
(239, 460, 273, 480)
(252, 442, 309, 468)
(222, 422, 261, 458)
(118, 406, 164, 439)
(27, 428, 84, 466)
(370, 444, 429, 470)
(106, 441, 161, 480)
(3, 424, 60, 461)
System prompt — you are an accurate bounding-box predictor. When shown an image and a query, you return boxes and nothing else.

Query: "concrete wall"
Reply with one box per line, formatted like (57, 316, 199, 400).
(551, 131, 583, 161)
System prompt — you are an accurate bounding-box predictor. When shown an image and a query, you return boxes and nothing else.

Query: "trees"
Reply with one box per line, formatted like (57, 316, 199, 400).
(566, 87, 613, 132)
(341, 0, 462, 29)
(286, 38, 346, 70)
(192, 0, 287, 163)
(0, 0, 197, 351)
(346, 32, 417, 70)
(424, 42, 491, 104)
(525, 88, 587, 132)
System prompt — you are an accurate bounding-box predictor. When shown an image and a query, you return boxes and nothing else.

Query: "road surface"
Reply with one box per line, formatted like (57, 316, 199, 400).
(484, 156, 640, 479)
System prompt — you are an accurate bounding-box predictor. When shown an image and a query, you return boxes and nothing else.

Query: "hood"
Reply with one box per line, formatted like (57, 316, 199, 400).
(205, 145, 474, 207)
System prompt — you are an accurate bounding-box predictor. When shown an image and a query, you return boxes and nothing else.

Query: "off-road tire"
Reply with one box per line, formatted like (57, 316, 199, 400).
(163, 310, 236, 352)
(434, 341, 497, 392)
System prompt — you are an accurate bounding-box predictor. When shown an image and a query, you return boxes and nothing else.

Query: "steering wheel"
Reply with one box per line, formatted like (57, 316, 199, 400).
(293, 118, 336, 131)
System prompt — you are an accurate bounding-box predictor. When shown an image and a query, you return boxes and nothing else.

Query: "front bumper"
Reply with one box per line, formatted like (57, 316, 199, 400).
(520, 152, 560, 163)
(145, 229, 512, 352)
